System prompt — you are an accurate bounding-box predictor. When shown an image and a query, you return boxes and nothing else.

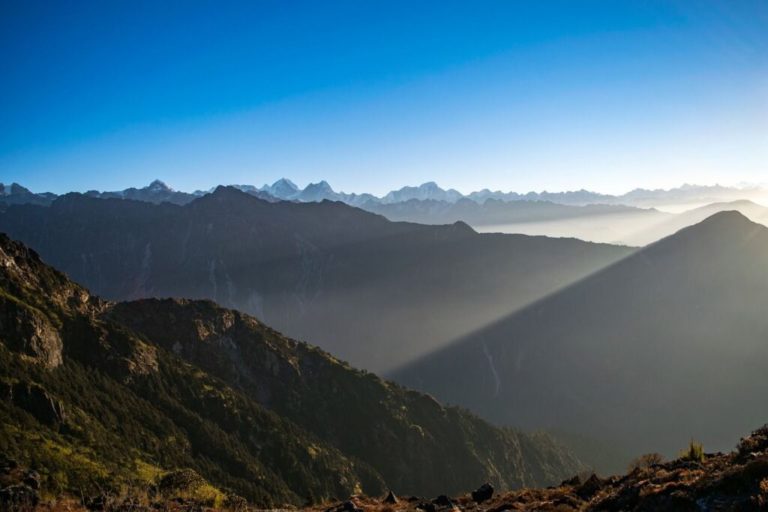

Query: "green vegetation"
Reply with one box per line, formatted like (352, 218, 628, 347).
(679, 441, 705, 463)
(0, 233, 581, 507)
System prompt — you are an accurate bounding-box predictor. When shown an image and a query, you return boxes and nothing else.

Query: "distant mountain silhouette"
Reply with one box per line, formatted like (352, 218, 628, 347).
(362, 197, 660, 226)
(0, 182, 57, 207)
(260, 177, 300, 199)
(7, 180, 764, 209)
(381, 182, 464, 204)
(0, 187, 630, 372)
(466, 199, 768, 246)
(7, 180, 767, 248)
(392, 211, 768, 467)
(620, 199, 768, 245)
(83, 179, 202, 205)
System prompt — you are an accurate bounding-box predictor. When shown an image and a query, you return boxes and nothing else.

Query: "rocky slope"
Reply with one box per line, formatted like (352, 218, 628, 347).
(313, 424, 768, 512)
(0, 187, 631, 373)
(0, 233, 582, 508)
(4, 422, 768, 511)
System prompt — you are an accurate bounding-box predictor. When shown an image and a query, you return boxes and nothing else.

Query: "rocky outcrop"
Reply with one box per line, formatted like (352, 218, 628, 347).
(0, 297, 63, 368)
(471, 483, 493, 503)
(5, 381, 66, 426)
(0, 456, 40, 511)
(312, 425, 768, 511)
(383, 490, 399, 504)
(109, 298, 584, 496)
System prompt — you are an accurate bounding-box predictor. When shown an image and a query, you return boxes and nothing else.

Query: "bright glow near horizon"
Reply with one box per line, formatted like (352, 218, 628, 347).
(1, 1, 766, 196)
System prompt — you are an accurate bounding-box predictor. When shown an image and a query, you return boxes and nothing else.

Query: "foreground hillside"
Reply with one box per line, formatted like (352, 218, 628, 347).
(0, 233, 581, 507)
(4, 424, 768, 511)
(0, 186, 632, 373)
(315, 425, 768, 512)
(393, 211, 768, 470)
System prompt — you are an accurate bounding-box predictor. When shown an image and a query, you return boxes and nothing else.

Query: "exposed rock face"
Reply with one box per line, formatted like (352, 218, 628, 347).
(0, 298, 63, 368)
(109, 298, 584, 496)
(0, 233, 159, 380)
(8, 381, 66, 425)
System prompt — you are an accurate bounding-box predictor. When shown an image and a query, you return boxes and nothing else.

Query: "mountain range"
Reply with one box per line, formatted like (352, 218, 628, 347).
(4, 179, 766, 210)
(472, 199, 768, 246)
(0, 232, 582, 506)
(391, 211, 768, 470)
(4, 178, 768, 479)
(0, 187, 631, 373)
(5, 180, 768, 247)
(259, 180, 768, 209)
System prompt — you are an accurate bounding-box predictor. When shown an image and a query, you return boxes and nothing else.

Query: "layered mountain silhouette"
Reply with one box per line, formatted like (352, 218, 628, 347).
(619, 199, 768, 246)
(0, 180, 278, 208)
(0, 232, 583, 506)
(7, 180, 768, 247)
(470, 200, 768, 246)
(257, 179, 767, 209)
(5, 179, 765, 210)
(0, 183, 57, 207)
(361, 197, 665, 231)
(392, 211, 768, 468)
(0, 187, 630, 372)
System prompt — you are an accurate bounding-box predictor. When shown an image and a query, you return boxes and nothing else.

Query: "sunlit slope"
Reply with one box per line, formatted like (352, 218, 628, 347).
(0, 187, 631, 372)
(392, 211, 768, 462)
(620, 199, 768, 245)
(473, 199, 768, 246)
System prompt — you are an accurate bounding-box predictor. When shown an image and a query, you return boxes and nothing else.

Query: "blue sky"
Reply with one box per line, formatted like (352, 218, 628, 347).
(1, 0, 766, 195)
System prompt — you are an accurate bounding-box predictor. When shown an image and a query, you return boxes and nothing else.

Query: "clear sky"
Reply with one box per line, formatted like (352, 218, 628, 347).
(1, 0, 766, 195)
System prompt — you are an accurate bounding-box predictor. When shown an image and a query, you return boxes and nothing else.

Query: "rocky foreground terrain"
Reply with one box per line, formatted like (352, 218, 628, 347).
(2, 425, 768, 511)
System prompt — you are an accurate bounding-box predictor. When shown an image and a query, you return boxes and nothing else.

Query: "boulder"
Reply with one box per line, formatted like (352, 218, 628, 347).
(224, 494, 248, 511)
(471, 482, 494, 503)
(560, 475, 581, 487)
(157, 468, 207, 495)
(0, 484, 39, 509)
(383, 490, 398, 504)
(432, 495, 454, 507)
(338, 500, 363, 512)
(22, 470, 40, 490)
(417, 502, 437, 512)
(575, 474, 603, 499)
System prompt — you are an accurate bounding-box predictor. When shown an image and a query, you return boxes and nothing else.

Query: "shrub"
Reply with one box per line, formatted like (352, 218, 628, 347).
(627, 452, 664, 472)
(679, 441, 705, 463)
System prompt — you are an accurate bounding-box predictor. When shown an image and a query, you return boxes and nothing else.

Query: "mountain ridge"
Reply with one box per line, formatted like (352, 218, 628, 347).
(0, 232, 584, 506)
(391, 210, 768, 470)
(4, 180, 765, 209)
(0, 186, 631, 373)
